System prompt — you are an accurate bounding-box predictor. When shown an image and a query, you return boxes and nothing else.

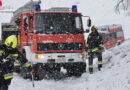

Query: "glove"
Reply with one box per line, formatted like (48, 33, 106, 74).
(85, 47, 88, 51)
(97, 50, 102, 53)
(30, 69, 35, 74)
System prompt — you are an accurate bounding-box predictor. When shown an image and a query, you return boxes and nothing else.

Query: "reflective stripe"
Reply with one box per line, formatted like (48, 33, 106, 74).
(88, 35, 91, 38)
(0, 50, 4, 53)
(25, 62, 31, 67)
(99, 44, 103, 47)
(86, 44, 88, 47)
(98, 62, 102, 65)
(3, 28, 17, 30)
(89, 65, 93, 68)
(15, 60, 20, 63)
(4, 76, 13, 80)
(4, 73, 13, 80)
(25, 64, 31, 67)
(97, 36, 100, 39)
(88, 50, 90, 53)
(2, 59, 7, 62)
(10, 54, 18, 57)
(92, 48, 99, 52)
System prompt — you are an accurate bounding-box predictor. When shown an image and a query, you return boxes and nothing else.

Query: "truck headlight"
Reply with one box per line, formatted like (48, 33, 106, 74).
(78, 54, 85, 58)
(35, 55, 45, 59)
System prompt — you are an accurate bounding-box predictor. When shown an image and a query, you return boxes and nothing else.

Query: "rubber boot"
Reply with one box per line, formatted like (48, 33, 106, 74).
(98, 64, 102, 71)
(0, 85, 8, 90)
(89, 68, 93, 74)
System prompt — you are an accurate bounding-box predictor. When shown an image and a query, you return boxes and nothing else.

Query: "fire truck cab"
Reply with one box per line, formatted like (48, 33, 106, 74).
(2, 1, 91, 79)
(98, 24, 125, 50)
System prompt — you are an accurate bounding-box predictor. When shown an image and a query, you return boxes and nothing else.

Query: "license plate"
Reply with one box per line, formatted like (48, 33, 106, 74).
(57, 57, 66, 62)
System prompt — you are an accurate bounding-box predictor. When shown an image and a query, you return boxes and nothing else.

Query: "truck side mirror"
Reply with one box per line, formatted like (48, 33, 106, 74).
(87, 18, 91, 27)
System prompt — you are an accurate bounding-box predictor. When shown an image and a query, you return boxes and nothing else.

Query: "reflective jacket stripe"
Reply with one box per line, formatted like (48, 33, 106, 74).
(86, 44, 88, 47)
(9, 54, 18, 57)
(24, 62, 31, 67)
(4, 75, 13, 80)
(88, 50, 90, 53)
(25, 63, 31, 67)
(0, 50, 4, 53)
(98, 62, 102, 65)
(99, 44, 103, 47)
(92, 48, 99, 52)
(89, 65, 93, 68)
(4, 73, 13, 80)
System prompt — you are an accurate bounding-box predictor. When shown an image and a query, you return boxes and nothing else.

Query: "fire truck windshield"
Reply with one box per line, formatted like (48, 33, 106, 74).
(35, 13, 82, 34)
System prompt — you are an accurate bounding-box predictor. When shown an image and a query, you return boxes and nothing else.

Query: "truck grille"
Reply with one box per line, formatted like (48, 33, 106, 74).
(37, 43, 83, 51)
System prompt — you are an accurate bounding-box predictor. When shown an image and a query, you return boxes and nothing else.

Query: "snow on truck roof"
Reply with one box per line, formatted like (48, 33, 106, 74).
(98, 24, 122, 33)
(43, 7, 72, 12)
(13, 1, 75, 17)
(13, 1, 41, 17)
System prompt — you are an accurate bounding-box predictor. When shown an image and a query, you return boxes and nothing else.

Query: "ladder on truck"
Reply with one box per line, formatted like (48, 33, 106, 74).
(13, 1, 41, 17)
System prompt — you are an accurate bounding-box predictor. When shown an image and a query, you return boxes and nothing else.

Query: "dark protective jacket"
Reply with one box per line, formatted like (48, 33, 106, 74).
(86, 31, 103, 52)
(0, 44, 7, 79)
(0, 44, 7, 58)
(0, 44, 28, 84)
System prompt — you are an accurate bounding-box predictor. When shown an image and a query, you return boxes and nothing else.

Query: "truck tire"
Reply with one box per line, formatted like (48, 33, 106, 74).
(66, 63, 86, 77)
(20, 67, 31, 79)
(34, 63, 61, 80)
(117, 42, 121, 46)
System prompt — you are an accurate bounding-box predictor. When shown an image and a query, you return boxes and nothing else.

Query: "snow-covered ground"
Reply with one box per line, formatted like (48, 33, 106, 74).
(0, 0, 130, 90)
(9, 39, 130, 90)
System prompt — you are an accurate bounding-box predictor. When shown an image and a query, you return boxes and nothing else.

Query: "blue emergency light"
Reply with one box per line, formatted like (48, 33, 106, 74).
(35, 4, 41, 11)
(72, 5, 77, 12)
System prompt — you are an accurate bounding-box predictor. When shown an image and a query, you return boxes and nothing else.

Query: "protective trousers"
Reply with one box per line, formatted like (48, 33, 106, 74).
(88, 52, 102, 73)
(0, 78, 11, 90)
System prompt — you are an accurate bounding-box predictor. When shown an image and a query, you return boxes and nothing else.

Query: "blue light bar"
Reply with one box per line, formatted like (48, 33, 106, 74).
(72, 5, 77, 12)
(35, 4, 41, 11)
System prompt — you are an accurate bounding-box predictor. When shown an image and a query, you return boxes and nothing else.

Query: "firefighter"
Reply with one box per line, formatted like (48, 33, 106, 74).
(0, 43, 7, 89)
(86, 25, 103, 74)
(0, 35, 32, 90)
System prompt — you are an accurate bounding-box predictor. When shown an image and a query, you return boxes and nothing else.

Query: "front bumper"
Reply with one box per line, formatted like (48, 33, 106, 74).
(27, 52, 86, 64)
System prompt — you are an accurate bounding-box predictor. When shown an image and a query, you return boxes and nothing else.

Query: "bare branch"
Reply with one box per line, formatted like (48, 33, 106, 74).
(114, 0, 128, 14)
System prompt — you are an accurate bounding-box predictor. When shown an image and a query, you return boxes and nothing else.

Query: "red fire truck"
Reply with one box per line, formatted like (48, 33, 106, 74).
(98, 24, 125, 50)
(2, 1, 91, 79)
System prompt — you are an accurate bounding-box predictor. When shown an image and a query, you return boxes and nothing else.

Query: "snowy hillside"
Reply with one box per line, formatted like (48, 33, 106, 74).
(9, 39, 130, 90)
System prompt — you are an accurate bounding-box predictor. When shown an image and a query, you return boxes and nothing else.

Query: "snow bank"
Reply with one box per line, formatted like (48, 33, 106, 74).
(9, 39, 130, 90)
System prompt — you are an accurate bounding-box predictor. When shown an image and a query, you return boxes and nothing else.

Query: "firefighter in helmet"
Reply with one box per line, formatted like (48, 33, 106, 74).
(86, 25, 103, 74)
(0, 35, 32, 90)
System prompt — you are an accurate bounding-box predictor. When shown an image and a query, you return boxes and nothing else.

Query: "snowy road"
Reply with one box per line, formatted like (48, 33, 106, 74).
(9, 39, 130, 90)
